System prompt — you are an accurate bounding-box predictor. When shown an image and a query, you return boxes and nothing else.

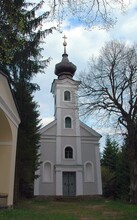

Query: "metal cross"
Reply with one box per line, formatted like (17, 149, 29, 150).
(63, 35, 67, 54)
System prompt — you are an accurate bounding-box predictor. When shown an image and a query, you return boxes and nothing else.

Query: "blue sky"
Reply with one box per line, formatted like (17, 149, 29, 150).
(32, 0, 137, 150)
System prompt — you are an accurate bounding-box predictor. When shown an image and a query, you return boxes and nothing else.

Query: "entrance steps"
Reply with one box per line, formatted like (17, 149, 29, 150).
(0, 194, 8, 208)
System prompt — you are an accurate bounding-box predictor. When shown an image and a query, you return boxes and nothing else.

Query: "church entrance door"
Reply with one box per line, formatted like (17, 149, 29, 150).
(63, 172, 76, 196)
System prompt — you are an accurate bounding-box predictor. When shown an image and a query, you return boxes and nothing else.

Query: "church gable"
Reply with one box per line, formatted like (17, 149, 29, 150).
(40, 120, 57, 136)
(80, 121, 101, 139)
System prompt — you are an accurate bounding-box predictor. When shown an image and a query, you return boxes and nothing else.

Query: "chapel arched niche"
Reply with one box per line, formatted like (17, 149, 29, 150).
(43, 161, 53, 182)
(84, 161, 94, 182)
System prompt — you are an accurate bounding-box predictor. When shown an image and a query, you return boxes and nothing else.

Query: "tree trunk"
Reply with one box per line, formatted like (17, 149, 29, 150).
(127, 124, 137, 203)
(129, 158, 137, 203)
(14, 166, 20, 203)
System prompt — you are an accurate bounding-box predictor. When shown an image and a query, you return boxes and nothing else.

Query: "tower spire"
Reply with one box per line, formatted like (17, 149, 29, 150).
(54, 35, 77, 79)
(62, 35, 67, 54)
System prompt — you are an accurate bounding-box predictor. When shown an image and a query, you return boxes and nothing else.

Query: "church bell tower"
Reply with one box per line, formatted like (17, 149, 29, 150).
(51, 36, 83, 195)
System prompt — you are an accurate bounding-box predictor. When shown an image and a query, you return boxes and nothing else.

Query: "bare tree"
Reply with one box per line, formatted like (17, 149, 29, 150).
(48, 0, 129, 29)
(78, 41, 137, 203)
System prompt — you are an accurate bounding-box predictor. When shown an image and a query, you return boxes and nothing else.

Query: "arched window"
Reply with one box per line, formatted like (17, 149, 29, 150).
(64, 90, 71, 101)
(65, 146, 73, 159)
(65, 117, 71, 128)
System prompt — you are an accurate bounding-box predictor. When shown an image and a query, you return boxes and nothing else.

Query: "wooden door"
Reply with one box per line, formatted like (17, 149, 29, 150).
(63, 172, 76, 196)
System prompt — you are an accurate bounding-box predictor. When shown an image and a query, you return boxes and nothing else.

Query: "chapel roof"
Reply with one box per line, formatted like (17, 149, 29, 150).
(0, 69, 20, 117)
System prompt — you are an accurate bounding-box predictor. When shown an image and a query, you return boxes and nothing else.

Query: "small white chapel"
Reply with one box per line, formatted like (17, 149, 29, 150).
(34, 37, 102, 196)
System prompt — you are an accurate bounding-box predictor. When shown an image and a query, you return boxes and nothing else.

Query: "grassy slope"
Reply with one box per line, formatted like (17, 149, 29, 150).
(0, 197, 137, 220)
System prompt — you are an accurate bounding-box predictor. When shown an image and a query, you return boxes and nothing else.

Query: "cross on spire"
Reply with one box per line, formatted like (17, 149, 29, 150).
(63, 35, 67, 54)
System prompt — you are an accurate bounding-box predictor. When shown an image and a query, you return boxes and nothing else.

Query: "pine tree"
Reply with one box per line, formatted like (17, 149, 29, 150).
(14, 81, 41, 198)
(116, 145, 130, 199)
(101, 136, 130, 199)
(101, 135, 119, 198)
(0, 0, 53, 82)
(0, 0, 54, 199)
(101, 135, 119, 171)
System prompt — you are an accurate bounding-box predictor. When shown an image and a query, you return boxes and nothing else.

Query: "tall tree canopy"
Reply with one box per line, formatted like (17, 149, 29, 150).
(101, 136, 119, 198)
(79, 41, 137, 203)
(101, 135, 130, 199)
(14, 81, 41, 198)
(0, 0, 54, 199)
(0, 0, 53, 80)
(101, 135, 119, 171)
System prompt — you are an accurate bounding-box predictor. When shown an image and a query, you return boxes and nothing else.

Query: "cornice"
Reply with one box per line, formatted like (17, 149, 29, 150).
(0, 96, 20, 127)
(0, 141, 12, 146)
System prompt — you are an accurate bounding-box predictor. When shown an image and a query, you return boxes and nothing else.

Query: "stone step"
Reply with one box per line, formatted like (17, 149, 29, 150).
(0, 194, 8, 208)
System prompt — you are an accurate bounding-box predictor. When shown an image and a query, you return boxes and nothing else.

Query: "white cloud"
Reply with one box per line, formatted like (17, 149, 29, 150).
(41, 117, 55, 126)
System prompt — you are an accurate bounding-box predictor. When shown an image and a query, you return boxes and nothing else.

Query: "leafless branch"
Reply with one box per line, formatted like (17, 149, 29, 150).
(78, 41, 137, 133)
(47, 0, 130, 29)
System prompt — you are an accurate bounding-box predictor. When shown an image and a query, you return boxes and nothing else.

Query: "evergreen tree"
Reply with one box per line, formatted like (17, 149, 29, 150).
(101, 135, 119, 171)
(0, 0, 54, 199)
(14, 80, 41, 198)
(116, 145, 130, 200)
(0, 0, 53, 82)
(101, 136, 130, 199)
(101, 135, 119, 198)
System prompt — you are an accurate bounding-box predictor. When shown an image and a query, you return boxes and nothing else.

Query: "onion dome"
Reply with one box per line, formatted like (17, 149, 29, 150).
(55, 35, 77, 79)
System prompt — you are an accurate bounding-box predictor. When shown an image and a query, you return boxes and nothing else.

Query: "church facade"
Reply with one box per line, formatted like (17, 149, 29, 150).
(34, 38, 102, 196)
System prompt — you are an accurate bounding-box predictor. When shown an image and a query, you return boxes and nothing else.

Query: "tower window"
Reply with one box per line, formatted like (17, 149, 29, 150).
(64, 90, 71, 101)
(65, 117, 71, 128)
(65, 146, 73, 159)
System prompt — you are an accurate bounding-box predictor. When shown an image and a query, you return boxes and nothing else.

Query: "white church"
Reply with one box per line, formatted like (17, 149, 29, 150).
(34, 37, 102, 196)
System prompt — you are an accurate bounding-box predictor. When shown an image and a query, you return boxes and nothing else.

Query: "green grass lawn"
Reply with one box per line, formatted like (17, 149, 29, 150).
(0, 197, 137, 220)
